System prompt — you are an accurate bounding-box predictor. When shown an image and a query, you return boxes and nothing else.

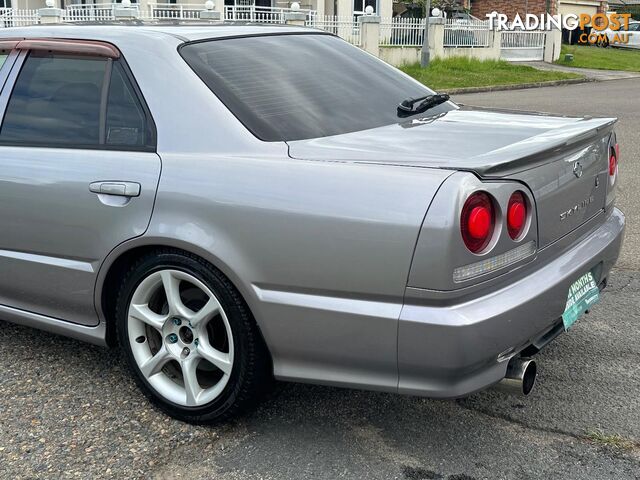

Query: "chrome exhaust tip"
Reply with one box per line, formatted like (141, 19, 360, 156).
(496, 358, 537, 396)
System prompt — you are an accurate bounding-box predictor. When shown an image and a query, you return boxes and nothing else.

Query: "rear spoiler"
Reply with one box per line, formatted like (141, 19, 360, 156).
(458, 117, 617, 178)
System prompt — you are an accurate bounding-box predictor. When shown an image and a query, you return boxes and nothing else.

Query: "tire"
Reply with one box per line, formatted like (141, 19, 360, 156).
(116, 248, 271, 424)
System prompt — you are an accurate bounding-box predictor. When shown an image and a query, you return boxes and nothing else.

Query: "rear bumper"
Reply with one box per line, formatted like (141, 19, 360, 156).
(397, 207, 625, 398)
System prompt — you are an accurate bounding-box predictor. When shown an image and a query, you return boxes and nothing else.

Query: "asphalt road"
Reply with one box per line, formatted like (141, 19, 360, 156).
(1, 79, 639, 480)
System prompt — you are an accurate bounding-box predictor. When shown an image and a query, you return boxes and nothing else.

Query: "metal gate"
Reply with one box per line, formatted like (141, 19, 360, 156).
(501, 31, 546, 61)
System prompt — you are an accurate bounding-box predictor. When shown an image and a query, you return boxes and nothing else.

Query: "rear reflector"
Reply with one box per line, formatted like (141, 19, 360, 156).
(453, 241, 537, 282)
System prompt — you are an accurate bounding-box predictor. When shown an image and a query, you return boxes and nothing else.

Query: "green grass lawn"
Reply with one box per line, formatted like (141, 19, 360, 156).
(556, 44, 640, 71)
(400, 57, 582, 91)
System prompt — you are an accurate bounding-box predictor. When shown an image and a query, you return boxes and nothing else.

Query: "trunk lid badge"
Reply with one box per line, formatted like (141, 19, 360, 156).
(573, 162, 584, 178)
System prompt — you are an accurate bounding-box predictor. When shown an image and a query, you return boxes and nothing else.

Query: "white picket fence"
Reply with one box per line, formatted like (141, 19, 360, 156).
(501, 30, 547, 48)
(0, 8, 40, 27)
(501, 30, 546, 61)
(379, 17, 425, 47)
(443, 18, 491, 48)
(0, 4, 314, 26)
(0, 7, 528, 59)
(306, 15, 361, 46)
(224, 5, 314, 23)
(145, 3, 203, 20)
(64, 3, 121, 21)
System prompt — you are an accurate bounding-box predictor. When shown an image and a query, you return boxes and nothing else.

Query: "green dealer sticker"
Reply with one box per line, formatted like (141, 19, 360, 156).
(562, 271, 600, 331)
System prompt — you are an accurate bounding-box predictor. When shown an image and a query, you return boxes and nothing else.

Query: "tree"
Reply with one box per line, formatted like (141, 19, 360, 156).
(618, 6, 640, 21)
(413, 0, 467, 15)
(432, 0, 464, 11)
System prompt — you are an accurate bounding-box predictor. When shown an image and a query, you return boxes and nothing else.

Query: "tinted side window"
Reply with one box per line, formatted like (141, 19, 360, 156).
(0, 54, 7, 69)
(0, 54, 106, 146)
(106, 61, 148, 147)
(0, 52, 154, 150)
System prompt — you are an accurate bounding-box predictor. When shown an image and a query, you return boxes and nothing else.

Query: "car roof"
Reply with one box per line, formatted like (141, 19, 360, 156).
(0, 22, 314, 43)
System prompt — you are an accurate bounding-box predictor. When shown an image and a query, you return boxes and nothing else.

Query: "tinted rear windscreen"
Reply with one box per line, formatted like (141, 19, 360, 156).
(180, 34, 453, 142)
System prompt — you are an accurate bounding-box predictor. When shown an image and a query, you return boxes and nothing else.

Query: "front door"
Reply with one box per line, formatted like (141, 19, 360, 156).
(0, 45, 161, 326)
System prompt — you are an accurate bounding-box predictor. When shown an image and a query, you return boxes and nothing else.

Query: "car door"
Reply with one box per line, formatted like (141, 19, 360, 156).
(628, 23, 640, 49)
(0, 40, 161, 326)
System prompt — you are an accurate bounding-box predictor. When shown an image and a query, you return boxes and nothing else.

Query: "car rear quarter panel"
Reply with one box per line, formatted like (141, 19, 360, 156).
(142, 151, 452, 391)
(93, 33, 456, 390)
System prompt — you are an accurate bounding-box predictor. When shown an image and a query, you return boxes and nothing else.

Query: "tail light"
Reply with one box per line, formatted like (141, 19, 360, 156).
(609, 143, 619, 183)
(507, 191, 527, 240)
(461, 192, 495, 253)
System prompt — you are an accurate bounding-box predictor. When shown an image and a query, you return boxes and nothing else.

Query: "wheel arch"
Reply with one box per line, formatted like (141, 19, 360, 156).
(95, 237, 265, 351)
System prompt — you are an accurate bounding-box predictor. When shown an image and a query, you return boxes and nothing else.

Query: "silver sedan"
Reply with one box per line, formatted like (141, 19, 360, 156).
(0, 25, 625, 423)
(599, 20, 640, 48)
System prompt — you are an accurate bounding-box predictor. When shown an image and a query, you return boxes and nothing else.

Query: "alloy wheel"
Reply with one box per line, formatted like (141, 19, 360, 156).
(127, 269, 234, 407)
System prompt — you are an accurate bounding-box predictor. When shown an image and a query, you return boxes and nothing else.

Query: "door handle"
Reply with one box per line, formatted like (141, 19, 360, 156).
(89, 181, 141, 197)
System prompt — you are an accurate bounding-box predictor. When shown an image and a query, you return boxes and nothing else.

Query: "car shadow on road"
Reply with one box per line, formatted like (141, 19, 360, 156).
(1, 269, 639, 479)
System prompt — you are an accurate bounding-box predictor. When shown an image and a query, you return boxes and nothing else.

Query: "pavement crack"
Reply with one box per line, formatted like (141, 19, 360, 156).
(604, 269, 640, 294)
(455, 400, 640, 459)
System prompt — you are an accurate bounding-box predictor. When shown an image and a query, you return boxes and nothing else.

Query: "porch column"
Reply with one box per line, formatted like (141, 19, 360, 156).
(137, 0, 152, 18)
(285, 3, 306, 26)
(428, 16, 445, 61)
(200, 0, 222, 20)
(598, 1, 608, 14)
(359, 13, 380, 57)
(490, 29, 502, 60)
(114, 0, 139, 19)
(544, 26, 562, 62)
(39, 0, 64, 24)
(336, 0, 351, 17)
(284, 11, 306, 25)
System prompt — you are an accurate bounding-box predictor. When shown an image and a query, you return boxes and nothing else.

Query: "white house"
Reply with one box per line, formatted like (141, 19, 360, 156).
(273, 0, 393, 18)
(558, 0, 603, 16)
(2, 0, 393, 19)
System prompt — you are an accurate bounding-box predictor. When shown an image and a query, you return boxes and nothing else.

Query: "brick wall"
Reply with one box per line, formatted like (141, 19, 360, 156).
(471, 0, 558, 20)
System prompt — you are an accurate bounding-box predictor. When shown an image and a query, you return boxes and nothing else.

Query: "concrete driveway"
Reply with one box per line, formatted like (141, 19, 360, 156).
(1, 79, 639, 480)
(523, 61, 640, 82)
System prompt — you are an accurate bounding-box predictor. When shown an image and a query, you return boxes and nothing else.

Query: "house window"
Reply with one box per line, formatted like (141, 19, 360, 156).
(0, 0, 12, 8)
(223, 0, 272, 8)
(353, 0, 376, 15)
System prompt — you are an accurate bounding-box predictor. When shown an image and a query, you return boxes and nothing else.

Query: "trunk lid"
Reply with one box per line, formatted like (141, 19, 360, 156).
(287, 107, 616, 248)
